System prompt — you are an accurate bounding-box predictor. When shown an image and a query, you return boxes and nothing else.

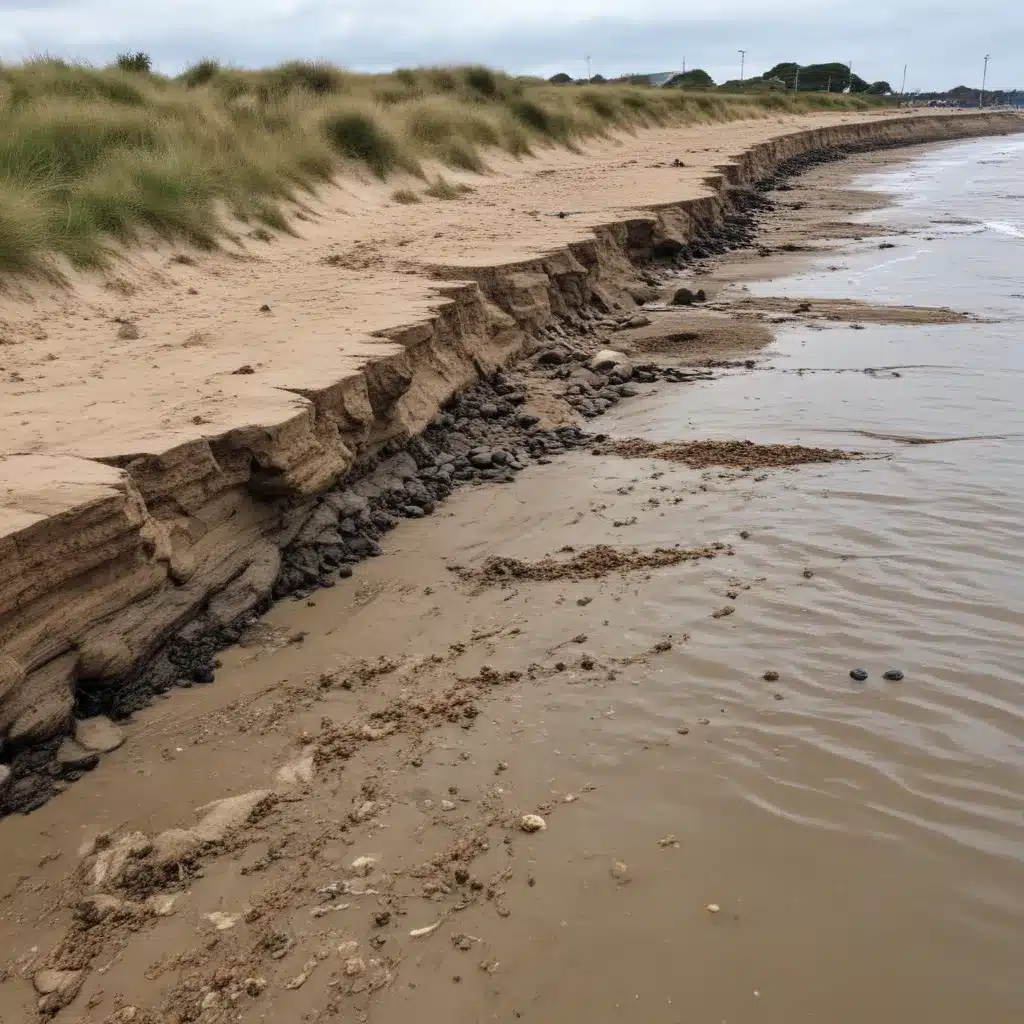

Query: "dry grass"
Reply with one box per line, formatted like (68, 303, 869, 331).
(0, 58, 880, 278)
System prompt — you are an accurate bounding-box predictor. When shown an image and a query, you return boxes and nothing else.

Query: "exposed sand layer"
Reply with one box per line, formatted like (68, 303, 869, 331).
(591, 437, 862, 469)
(1, 109, 1021, 812)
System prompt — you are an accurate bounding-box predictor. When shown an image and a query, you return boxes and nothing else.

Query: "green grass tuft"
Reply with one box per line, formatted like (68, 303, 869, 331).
(423, 175, 474, 200)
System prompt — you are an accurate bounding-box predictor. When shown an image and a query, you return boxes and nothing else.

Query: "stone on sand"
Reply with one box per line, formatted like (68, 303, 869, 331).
(33, 969, 85, 1013)
(73, 716, 124, 754)
(519, 813, 547, 833)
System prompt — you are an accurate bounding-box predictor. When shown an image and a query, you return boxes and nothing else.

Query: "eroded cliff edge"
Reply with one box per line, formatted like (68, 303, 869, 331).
(2, 110, 1021, 811)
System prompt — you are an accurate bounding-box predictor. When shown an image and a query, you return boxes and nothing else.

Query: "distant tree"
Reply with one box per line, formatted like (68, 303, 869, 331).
(664, 69, 715, 89)
(548, 72, 572, 84)
(762, 61, 870, 92)
(866, 81, 893, 95)
(589, 74, 607, 84)
(115, 51, 152, 73)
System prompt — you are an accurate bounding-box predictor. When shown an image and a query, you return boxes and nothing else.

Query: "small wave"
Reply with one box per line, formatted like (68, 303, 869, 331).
(848, 431, 1010, 445)
(984, 221, 1024, 239)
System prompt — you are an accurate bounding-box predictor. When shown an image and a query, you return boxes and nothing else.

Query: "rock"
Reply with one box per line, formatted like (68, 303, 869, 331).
(441, 800, 456, 812)
(0, 764, 11, 795)
(671, 287, 706, 306)
(610, 860, 630, 883)
(705, 903, 721, 914)
(623, 314, 651, 329)
(589, 349, 629, 373)
(533, 345, 569, 366)
(33, 969, 85, 1013)
(243, 977, 268, 997)
(0, 654, 26, 702)
(73, 716, 124, 754)
(850, 669, 868, 682)
(57, 740, 100, 772)
(519, 813, 546, 833)
(77, 639, 133, 682)
(763, 671, 780, 682)
(516, 412, 540, 428)
(468, 451, 493, 469)
(883, 669, 904, 682)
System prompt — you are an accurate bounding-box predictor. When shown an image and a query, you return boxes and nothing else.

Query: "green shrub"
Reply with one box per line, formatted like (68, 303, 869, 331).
(181, 59, 220, 88)
(115, 52, 152, 74)
(320, 110, 408, 178)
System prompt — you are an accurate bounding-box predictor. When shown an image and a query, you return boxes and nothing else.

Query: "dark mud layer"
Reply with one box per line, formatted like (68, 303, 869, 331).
(3, 121, 1017, 818)
(592, 437, 862, 469)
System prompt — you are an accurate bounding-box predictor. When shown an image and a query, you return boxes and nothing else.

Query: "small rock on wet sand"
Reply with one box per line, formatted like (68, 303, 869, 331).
(519, 814, 547, 833)
(610, 860, 630, 883)
(73, 715, 124, 754)
(850, 669, 868, 682)
(884, 669, 905, 682)
(763, 670, 780, 682)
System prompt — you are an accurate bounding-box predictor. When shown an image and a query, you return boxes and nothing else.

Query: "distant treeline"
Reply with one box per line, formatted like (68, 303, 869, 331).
(549, 62, 893, 95)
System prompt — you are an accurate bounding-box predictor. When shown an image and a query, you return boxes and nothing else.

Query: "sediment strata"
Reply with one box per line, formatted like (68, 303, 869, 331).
(1, 110, 1020, 815)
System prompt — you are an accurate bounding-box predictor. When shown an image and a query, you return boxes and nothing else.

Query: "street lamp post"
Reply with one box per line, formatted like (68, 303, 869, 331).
(738, 49, 746, 84)
(981, 54, 990, 107)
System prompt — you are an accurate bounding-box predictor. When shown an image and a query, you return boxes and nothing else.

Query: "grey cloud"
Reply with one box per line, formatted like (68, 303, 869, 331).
(3, 6, 1022, 91)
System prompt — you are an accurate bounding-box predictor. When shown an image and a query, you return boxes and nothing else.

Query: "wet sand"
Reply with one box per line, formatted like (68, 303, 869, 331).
(1, 136, 1023, 1024)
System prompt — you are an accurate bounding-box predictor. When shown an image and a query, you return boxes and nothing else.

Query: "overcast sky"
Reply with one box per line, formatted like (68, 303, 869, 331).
(0, 0, 1020, 91)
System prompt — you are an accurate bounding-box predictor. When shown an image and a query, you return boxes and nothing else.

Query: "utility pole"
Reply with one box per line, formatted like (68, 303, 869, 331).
(826, 75, 831, 93)
(900, 64, 907, 102)
(586, 55, 592, 82)
(682, 57, 686, 75)
(794, 68, 799, 92)
(981, 54, 990, 107)
(847, 61, 853, 92)
(738, 49, 746, 84)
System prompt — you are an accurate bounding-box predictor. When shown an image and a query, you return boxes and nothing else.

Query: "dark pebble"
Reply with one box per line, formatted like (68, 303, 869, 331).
(883, 669, 904, 682)
(849, 669, 868, 682)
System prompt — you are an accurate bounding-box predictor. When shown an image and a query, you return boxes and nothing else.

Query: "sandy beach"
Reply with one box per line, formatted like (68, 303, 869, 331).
(1, 108, 1023, 1023)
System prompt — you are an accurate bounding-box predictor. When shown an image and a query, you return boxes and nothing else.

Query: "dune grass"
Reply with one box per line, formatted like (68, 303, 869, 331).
(0, 58, 880, 278)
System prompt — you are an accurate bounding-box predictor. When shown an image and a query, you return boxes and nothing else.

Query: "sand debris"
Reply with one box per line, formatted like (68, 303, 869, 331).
(658, 834, 680, 848)
(283, 959, 318, 990)
(706, 903, 721, 914)
(204, 911, 240, 931)
(610, 860, 631, 883)
(349, 855, 378, 878)
(463, 542, 731, 586)
(592, 436, 860, 469)
(409, 921, 442, 938)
